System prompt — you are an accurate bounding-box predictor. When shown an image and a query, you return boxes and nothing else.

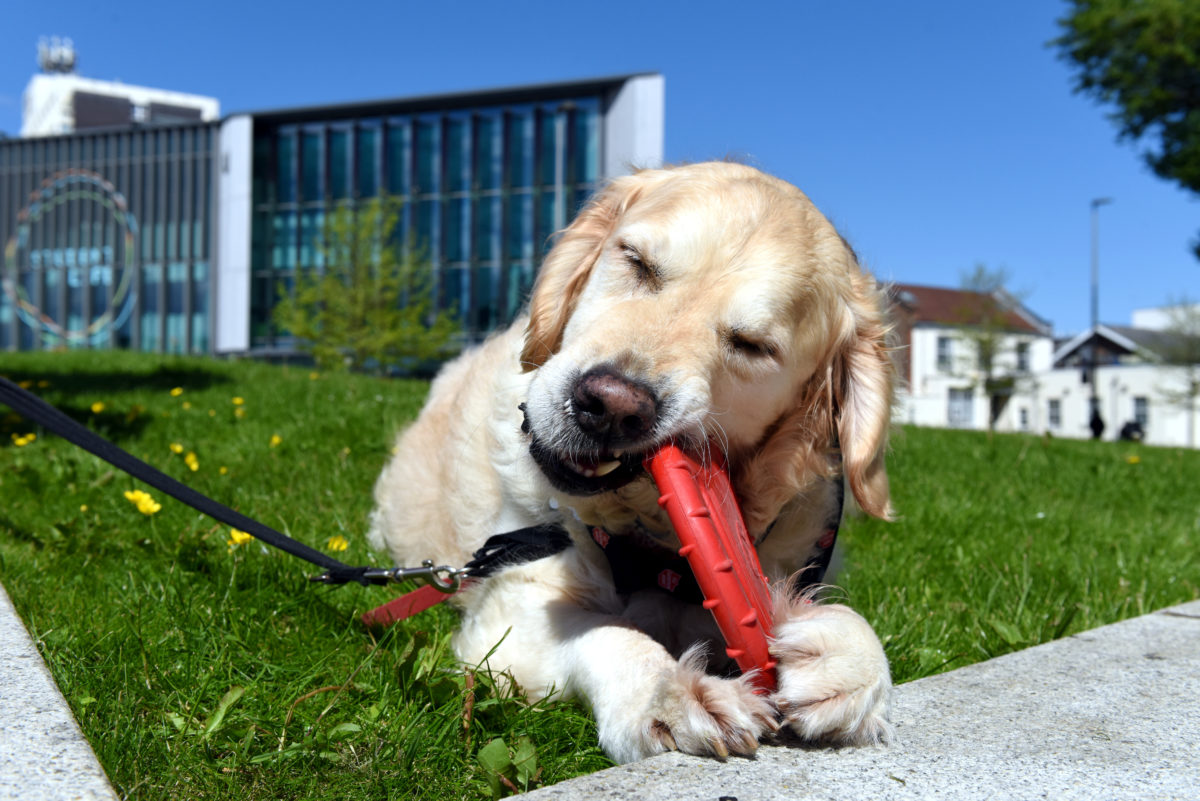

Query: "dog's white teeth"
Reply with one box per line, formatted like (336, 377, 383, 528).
(612, 449, 625, 458)
(594, 460, 622, 476)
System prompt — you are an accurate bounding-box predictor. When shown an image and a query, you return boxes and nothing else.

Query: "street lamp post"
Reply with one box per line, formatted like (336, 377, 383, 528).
(1089, 197, 1112, 440)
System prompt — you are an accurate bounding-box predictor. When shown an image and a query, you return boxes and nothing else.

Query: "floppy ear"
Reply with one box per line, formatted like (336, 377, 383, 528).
(833, 270, 894, 520)
(519, 177, 640, 370)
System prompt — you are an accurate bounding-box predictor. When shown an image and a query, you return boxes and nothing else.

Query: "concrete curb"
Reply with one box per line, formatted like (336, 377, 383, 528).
(0, 583, 119, 801)
(2, 578, 1196, 801)
(520, 600, 1200, 800)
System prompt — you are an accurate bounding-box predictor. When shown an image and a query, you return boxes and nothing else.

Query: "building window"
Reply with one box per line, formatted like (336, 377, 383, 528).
(1134, 396, 1149, 427)
(1048, 398, 1061, 428)
(276, 131, 296, 203)
(948, 387, 974, 427)
(301, 130, 322, 201)
(356, 125, 379, 198)
(1019, 407, 1029, 430)
(937, 335, 953, 372)
(329, 129, 350, 201)
(385, 122, 411, 196)
(1016, 342, 1030, 372)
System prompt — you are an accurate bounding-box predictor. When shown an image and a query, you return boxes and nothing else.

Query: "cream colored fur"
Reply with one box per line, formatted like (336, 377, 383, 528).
(368, 162, 895, 763)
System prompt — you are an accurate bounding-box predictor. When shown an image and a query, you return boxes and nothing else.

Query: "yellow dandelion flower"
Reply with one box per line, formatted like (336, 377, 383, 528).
(232, 397, 245, 406)
(326, 535, 349, 552)
(234, 407, 246, 419)
(170, 387, 183, 397)
(208, 409, 216, 417)
(18, 380, 33, 389)
(1126, 454, 1141, 465)
(12, 433, 36, 447)
(219, 466, 228, 475)
(227, 528, 253, 547)
(269, 434, 282, 448)
(169, 442, 184, 454)
(123, 489, 162, 516)
(90, 401, 105, 414)
(80, 504, 88, 513)
(309, 372, 320, 380)
(37, 380, 50, 388)
(184, 451, 199, 472)
(182, 401, 192, 410)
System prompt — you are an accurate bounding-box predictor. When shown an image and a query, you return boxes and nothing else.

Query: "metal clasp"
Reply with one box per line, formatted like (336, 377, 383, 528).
(366, 559, 465, 593)
(308, 559, 466, 591)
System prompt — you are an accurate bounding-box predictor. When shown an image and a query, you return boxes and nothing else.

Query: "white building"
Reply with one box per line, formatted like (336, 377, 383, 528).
(892, 287, 1200, 449)
(21, 37, 218, 137)
(890, 283, 1055, 432)
(1038, 312, 1200, 449)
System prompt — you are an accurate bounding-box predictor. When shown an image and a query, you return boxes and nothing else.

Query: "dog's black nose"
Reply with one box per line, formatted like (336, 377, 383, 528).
(571, 367, 658, 445)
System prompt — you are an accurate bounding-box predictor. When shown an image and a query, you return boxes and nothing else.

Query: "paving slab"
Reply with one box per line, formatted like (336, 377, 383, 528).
(521, 599, 1200, 801)
(0, 583, 118, 801)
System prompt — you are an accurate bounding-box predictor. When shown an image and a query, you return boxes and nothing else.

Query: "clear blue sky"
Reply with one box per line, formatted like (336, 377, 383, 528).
(3, 0, 1196, 336)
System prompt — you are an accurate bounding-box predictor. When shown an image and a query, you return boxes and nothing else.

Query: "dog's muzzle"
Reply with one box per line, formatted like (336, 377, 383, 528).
(522, 367, 661, 495)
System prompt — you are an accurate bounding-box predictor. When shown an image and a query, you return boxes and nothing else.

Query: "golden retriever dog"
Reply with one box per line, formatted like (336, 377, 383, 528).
(368, 161, 894, 764)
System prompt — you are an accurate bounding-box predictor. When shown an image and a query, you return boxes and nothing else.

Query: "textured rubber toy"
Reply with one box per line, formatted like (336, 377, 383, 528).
(645, 445, 777, 692)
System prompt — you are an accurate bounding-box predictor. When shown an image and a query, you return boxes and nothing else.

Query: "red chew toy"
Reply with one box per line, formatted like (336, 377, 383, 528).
(644, 445, 777, 692)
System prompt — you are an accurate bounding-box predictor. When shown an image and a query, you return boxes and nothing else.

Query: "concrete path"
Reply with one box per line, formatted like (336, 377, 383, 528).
(0, 583, 118, 801)
(520, 599, 1200, 800)
(2, 580, 1197, 801)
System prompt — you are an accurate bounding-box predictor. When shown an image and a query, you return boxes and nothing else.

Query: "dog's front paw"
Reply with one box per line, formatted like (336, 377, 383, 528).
(769, 602, 893, 745)
(620, 646, 779, 762)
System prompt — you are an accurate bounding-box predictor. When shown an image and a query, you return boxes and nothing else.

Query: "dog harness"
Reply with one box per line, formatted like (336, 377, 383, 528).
(588, 475, 844, 603)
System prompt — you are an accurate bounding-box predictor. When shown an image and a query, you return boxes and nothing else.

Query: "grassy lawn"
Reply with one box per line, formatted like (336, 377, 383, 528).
(2, 350, 1198, 799)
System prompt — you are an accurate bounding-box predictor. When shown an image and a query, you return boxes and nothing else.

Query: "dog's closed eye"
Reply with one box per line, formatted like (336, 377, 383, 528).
(620, 240, 663, 291)
(725, 327, 779, 361)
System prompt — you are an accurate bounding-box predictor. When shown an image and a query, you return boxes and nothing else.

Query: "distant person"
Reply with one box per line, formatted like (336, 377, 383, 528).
(1089, 410, 1106, 440)
(1119, 420, 1144, 442)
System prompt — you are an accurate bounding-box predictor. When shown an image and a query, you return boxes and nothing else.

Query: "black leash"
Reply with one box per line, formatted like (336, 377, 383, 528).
(2, 374, 838, 597)
(1, 375, 411, 586)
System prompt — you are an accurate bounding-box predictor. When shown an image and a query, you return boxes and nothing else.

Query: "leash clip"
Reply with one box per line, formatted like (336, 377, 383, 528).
(390, 560, 465, 593)
(310, 559, 465, 592)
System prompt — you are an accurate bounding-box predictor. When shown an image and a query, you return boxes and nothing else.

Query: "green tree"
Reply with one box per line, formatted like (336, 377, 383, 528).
(1054, 0, 1200, 255)
(272, 197, 461, 373)
(952, 265, 1037, 433)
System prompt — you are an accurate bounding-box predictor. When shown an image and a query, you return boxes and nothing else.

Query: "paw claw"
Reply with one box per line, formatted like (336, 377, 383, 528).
(650, 719, 677, 751)
(710, 738, 730, 760)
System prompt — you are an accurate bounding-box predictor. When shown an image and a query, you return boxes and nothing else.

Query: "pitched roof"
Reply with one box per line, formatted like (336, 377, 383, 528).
(889, 283, 1049, 335)
(1053, 324, 1200, 364)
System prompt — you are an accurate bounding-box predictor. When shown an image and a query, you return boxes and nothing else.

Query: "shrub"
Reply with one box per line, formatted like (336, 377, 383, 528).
(272, 197, 461, 373)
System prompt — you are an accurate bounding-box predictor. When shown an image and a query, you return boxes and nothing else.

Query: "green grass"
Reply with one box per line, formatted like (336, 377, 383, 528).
(2, 351, 1199, 799)
(841, 425, 1200, 682)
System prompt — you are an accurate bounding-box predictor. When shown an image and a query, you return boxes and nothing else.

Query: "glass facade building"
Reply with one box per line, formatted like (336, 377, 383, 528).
(1, 123, 216, 353)
(1, 74, 664, 355)
(250, 95, 601, 346)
